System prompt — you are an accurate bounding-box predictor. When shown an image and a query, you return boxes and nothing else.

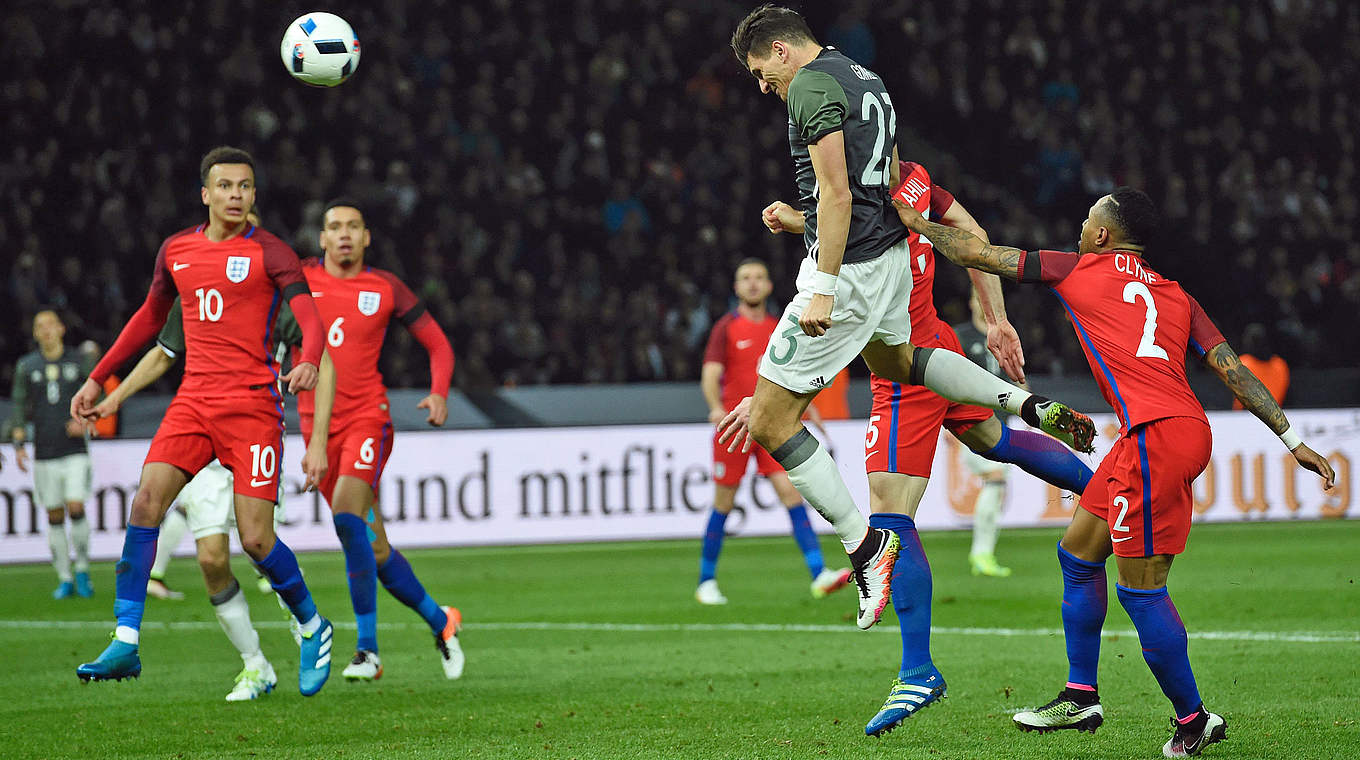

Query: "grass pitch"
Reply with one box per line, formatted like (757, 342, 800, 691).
(3, 520, 1357, 759)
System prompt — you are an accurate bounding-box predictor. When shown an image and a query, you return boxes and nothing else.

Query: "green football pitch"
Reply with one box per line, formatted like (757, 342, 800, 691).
(3, 520, 1356, 760)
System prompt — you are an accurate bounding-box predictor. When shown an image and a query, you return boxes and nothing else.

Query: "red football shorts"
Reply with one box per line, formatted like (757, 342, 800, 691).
(304, 415, 394, 503)
(1079, 416, 1212, 558)
(146, 391, 286, 501)
(712, 427, 781, 487)
(865, 326, 993, 476)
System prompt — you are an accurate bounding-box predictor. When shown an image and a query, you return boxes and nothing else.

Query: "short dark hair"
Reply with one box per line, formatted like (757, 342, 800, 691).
(1105, 187, 1159, 247)
(199, 146, 255, 185)
(731, 4, 816, 64)
(322, 198, 366, 225)
(735, 257, 768, 275)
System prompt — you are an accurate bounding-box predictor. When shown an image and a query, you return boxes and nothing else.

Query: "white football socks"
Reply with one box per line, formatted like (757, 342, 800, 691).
(212, 580, 265, 668)
(151, 508, 188, 579)
(48, 522, 72, 583)
(918, 348, 1030, 415)
(781, 440, 869, 553)
(69, 515, 91, 573)
(970, 482, 1005, 557)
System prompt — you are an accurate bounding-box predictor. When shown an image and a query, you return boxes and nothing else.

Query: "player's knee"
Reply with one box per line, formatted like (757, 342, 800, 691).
(197, 549, 230, 581)
(129, 487, 169, 526)
(46, 510, 65, 526)
(67, 505, 86, 520)
(236, 530, 273, 561)
(747, 406, 787, 451)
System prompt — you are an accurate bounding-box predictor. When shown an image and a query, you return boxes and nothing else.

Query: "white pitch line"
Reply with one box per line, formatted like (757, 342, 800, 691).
(0, 619, 1354, 643)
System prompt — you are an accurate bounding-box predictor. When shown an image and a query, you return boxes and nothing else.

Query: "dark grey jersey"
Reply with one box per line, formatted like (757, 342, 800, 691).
(786, 47, 909, 265)
(8, 347, 92, 460)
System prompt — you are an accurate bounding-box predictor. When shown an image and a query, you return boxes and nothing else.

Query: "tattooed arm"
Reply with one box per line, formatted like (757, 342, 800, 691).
(894, 200, 1024, 279)
(1204, 343, 1288, 433)
(1204, 342, 1335, 488)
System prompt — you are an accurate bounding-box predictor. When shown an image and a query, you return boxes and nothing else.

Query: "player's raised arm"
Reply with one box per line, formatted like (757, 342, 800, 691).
(74, 243, 178, 421)
(1202, 340, 1335, 488)
(894, 200, 1025, 280)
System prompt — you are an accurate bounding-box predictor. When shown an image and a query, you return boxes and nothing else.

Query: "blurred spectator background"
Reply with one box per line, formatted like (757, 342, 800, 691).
(3, 0, 1357, 397)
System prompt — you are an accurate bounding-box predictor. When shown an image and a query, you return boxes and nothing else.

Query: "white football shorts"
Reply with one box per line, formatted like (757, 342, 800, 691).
(758, 237, 913, 394)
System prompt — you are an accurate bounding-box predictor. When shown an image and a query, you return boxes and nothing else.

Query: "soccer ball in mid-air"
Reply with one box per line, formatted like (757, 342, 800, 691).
(280, 12, 360, 87)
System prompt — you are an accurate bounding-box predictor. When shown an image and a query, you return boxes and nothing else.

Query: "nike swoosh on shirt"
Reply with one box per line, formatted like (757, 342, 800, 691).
(736, 339, 754, 349)
(865, 450, 878, 460)
(250, 478, 273, 488)
(1111, 535, 1135, 543)
(353, 463, 374, 470)
(311, 291, 324, 297)
(172, 262, 190, 271)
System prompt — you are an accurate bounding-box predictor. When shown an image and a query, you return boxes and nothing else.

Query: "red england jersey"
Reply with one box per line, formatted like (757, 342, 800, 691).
(1018, 249, 1226, 434)
(703, 310, 779, 411)
(297, 260, 427, 421)
(892, 161, 959, 347)
(151, 224, 311, 397)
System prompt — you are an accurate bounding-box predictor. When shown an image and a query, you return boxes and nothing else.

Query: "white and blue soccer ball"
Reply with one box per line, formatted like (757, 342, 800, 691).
(280, 12, 360, 87)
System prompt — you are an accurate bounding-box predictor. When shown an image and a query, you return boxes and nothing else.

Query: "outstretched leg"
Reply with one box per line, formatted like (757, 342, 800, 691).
(864, 343, 1095, 453)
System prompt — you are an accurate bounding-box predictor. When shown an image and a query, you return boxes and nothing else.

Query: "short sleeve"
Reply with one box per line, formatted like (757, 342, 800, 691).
(787, 69, 848, 144)
(1185, 292, 1226, 359)
(156, 298, 186, 357)
(149, 237, 179, 301)
(259, 231, 308, 301)
(928, 184, 955, 218)
(703, 316, 729, 365)
(377, 270, 427, 327)
(1018, 250, 1082, 284)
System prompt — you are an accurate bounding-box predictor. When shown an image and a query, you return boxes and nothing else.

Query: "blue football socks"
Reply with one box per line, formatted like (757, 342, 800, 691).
(786, 503, 825, 579)
(699, 509, 728, 584)
(333, 512, 379, 652)
(113, 525, 159, 636)
(377, 549, 448, 634)
(982, 425, 1094, 493)
(257, 538, 318, 625)
(869, 512, 933, 678)
(1057, 542, 1107, 689)
(1117, 584, 1203, 719)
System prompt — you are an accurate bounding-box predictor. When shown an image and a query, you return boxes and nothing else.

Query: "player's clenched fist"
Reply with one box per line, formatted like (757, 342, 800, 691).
(762, 201, 803, 234)
(282, 361, 319, 394)
(799, 293, 834, 337)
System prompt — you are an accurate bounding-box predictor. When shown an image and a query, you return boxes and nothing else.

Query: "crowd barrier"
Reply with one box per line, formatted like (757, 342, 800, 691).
(2, 409, 1355, 563)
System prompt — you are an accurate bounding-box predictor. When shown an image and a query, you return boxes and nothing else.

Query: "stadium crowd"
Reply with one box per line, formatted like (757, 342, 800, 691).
(3, 0, 1357, 398)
